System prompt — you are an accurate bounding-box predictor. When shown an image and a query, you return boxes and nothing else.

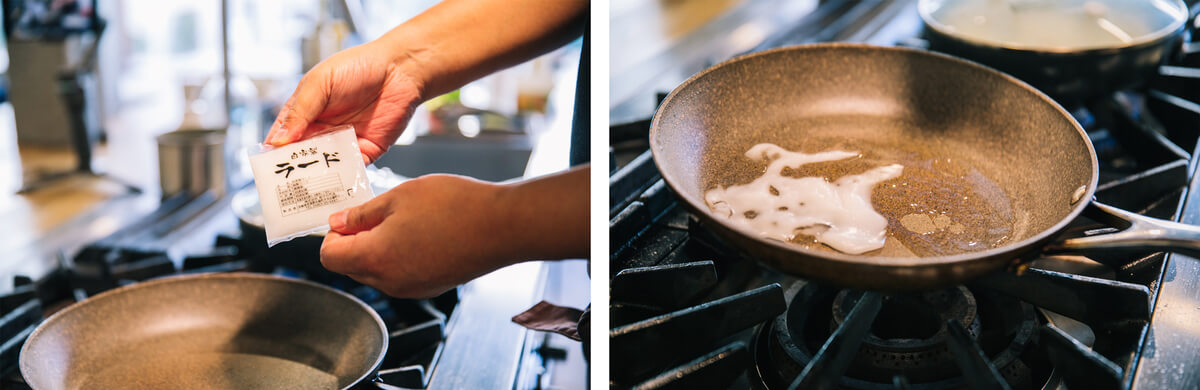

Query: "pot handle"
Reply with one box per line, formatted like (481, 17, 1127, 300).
(1045, 201, 1200, 258)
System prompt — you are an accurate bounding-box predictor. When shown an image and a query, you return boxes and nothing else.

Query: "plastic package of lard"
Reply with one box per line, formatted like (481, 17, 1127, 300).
(248, 125, 374, 246)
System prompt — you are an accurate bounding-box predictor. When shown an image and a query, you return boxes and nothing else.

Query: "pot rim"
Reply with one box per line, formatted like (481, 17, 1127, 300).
(156, 129, 226, 146)
(918, 0, 1189, 54)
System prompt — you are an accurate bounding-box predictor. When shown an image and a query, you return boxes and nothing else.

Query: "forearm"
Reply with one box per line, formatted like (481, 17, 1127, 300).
(493, 165, 591, 264)
(377, 0, 588, 101)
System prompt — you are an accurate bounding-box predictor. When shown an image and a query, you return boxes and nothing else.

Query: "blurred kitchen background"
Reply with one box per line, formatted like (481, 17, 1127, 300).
(0, 1, 587, 387)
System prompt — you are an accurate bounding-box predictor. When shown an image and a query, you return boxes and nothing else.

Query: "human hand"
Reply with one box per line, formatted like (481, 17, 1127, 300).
(264, 40, 426, 164)
(319, 174, 518, 298)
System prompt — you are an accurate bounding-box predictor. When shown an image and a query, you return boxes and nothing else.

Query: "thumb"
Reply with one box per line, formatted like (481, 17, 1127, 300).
(266, 75, 330, 146)
(320, 230, 372, 276)
(329, 196, 391, 234)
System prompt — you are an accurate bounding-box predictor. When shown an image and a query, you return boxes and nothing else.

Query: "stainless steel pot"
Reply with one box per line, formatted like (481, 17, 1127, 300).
(157, 129, 226, 199)
(919, 0, 1189, 105)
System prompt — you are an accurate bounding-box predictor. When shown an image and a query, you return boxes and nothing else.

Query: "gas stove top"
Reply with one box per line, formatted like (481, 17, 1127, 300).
(0, 195, 457, 389)
(0, 184, 578, 389)
(609, 1, 1200, 389)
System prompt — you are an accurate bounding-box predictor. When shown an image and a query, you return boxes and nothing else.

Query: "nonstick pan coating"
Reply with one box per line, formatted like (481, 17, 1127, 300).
(650, 43, 1098, 291)
(20, 273, 388, 390)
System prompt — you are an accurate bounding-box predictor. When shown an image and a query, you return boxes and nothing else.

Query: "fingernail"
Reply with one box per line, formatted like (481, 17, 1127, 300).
(329, 210, 348, 231)
(268, 130, 287, 146)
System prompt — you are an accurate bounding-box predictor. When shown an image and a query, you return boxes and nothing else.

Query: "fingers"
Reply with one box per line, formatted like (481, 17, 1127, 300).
(358, 138, 386, 165)
(321, 232, 425, 298)
(329, 195, 392, 234)
(321, 191, 393, 276)
(265, 74, 331, 146)
(320, 230, 372, 276)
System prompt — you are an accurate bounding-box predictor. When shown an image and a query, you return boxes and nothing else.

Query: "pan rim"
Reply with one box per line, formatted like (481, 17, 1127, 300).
(648, 42, 1100, 270)
(917, 0, 1189, 54)
(18, 272, 389, 390)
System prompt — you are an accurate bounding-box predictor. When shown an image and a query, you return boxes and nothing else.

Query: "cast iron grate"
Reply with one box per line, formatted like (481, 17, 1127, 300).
(0, 198, 459, 389)
(609, 261, 785, 389)
(609, 4, 1200, 388)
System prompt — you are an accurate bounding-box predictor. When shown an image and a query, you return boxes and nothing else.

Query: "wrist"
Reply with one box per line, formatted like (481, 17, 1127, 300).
(487, 181, 530, 266)
(371, 29, 438, 102)
(489, 168, 590, 263)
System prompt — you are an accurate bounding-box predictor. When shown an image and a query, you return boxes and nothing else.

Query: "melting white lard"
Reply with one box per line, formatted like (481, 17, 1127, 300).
(704, 144, 903, 254)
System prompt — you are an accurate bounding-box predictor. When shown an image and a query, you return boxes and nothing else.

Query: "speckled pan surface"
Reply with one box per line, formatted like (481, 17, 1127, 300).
(19, 273, 388, 390)
(649, 43, 1098, 291)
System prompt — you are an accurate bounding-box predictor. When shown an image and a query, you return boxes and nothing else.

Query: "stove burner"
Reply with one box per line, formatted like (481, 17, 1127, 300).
(829, 287, 980, 383)
(610, 2, 1200, 389)
(752, 283, 1045, 389)
(608, 261, 786, 388)
(1, 226, 458, 389)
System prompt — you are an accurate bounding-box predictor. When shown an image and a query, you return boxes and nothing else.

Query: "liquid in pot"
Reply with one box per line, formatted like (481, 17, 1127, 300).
(924, 0, 1185, 50)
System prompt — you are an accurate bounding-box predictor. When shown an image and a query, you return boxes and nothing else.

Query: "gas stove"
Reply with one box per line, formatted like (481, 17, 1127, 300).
(0, 183, 580, 389)
(609, 1, 1200, 389)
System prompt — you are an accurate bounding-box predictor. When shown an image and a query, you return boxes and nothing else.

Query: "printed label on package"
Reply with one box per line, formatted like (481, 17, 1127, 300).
(248, 125, 374, 247)
(277, 173, 346, 216)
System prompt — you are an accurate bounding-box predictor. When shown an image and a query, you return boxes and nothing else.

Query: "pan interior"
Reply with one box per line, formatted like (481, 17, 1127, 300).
(20, 274, 386, 390)
(702, 115, 1030, 257)
(652, 45, 1095, 260)
(66, 332, 340, 390)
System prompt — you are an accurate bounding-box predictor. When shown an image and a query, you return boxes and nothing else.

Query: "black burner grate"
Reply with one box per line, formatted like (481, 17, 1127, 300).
(0, 198, 458, 389)
(609, 2, 1200, 389)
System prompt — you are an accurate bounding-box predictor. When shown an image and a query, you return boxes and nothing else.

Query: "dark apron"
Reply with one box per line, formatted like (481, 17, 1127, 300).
(569, 14, 590, 166)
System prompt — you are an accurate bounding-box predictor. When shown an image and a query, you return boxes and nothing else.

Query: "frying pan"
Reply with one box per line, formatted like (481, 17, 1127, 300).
(19, 273, 388, 390)
(918, 0, 1189, 105)
(650, 43, 1200, 291)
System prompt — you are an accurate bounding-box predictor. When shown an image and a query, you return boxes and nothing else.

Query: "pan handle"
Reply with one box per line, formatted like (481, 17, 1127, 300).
(1045, 201, 1200, 259)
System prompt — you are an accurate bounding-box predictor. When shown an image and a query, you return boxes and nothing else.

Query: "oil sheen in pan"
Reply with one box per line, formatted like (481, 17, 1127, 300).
(701, 115, 1031, 258)
(68, 327, 338, 390)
